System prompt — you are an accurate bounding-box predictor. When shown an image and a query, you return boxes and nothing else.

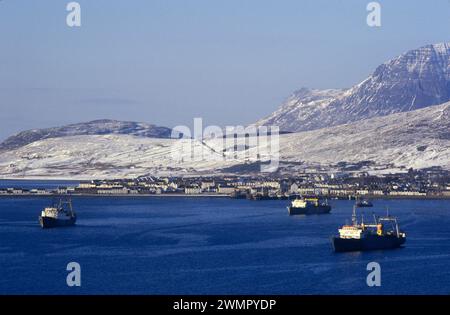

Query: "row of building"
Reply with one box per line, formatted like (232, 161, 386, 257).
(1, 168, 449, 198)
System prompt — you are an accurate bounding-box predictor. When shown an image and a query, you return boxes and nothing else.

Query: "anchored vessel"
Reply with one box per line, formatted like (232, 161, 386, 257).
(39, 197, 76, 229)
(331, 206, 406, 252)
(356, 199, 373, 207)
(288, 197, 331, 215)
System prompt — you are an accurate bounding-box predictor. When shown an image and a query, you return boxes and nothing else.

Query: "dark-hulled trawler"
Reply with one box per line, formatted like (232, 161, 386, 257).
(356, 199, 373, 207)
(331, 206, 406, 252)
(288, 197, 331, 215)
(39, 197, 76, 229)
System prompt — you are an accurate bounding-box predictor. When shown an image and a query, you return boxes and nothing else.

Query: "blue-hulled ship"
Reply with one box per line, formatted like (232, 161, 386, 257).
(288, 197, 331, 215)
(356, 199, 373, 207)
(331, 206, 406, 252)
(39, 197, 76, 229)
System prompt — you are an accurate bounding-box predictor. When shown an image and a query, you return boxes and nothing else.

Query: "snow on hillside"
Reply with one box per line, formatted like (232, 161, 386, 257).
(0, 102, 449, 179)
(256, 43, 450, 132)
(254, 88, 345, 132)
(0, 119, 174, 151)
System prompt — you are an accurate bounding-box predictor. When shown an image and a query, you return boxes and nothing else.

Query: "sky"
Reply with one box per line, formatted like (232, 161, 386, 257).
(0, 0, 449, 140)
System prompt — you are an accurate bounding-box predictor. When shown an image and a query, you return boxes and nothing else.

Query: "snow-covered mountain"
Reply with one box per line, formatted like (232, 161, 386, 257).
(2, 43, 450, 179)
(275, 102, 450, 172)
(0, 119, 174, 151)
(253, 88, 345, 132)
(256, 43, 450, 132)
(1, 102, 449, 179)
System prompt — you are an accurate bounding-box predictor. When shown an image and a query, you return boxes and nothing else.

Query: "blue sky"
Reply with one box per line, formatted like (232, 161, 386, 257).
(0, 0, 449, 140)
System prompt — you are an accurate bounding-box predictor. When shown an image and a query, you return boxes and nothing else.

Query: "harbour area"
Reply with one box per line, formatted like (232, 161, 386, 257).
(1, 167, 450, 199)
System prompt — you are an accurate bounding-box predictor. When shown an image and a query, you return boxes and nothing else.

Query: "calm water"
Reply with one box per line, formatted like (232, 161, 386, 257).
(0, 180, 79, 189)
(0, 195, 449, 295)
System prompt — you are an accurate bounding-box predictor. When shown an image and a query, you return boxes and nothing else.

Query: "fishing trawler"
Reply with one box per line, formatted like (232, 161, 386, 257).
(287, 197, 331, 215)
(356, 198, 373, 207)
(39, 197, 76, 229)
(331, 206, 406, 252)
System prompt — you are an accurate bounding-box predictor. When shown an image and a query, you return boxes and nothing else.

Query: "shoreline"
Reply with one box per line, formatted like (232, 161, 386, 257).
(1, 193, 450, 200)
(0, 193, 230, 198)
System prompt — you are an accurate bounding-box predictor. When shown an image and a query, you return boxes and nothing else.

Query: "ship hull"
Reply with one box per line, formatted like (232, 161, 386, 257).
(288, 205, 331, 215)
(39, 216, 76, 229)
(332, 235, 406, 252)
(356, 203, 373, 208)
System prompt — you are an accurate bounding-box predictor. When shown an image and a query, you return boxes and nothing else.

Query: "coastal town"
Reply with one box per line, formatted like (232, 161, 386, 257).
(1, 167, 450, 199)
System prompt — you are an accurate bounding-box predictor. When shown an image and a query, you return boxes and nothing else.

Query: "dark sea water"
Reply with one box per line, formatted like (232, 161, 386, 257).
(0, 179, 79, 189)
(0, 193, 450, 295)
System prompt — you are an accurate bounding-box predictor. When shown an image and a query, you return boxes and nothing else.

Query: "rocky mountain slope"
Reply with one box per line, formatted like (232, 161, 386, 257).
(2, 43, 450, 179)
(256, 43, 450, 132)
(0, 102, 448, 179)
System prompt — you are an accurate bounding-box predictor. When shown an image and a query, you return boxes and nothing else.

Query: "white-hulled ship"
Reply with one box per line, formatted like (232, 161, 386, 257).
(39, 197, 76, 229)
(331, 206, 406, 252)
(287, 197, 331, 215)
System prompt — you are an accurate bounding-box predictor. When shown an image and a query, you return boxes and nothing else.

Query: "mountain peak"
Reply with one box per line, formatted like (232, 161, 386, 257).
(427, 42, 450, 53)
(256, 42, 450, 132)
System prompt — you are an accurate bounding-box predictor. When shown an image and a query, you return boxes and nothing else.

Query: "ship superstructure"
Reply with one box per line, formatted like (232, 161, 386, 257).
(332, 205, 406, 252)
(39, 197, 76, 229)
(288, 197, 331, 215)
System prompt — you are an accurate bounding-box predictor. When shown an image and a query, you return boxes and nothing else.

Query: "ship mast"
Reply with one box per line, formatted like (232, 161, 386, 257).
(58, 196, 74, 216)
(352, 205, 357, 226)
